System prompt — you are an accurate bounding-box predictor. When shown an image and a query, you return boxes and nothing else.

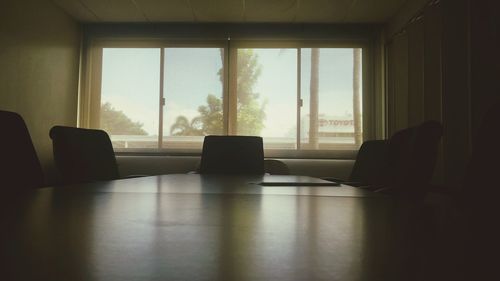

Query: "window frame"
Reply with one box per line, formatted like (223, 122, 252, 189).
(80, 37, 378, 159)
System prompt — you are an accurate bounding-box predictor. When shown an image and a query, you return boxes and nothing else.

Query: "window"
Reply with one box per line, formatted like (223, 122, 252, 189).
(82, 39, 370, 157)
(163, 48, 224, 150)
(100, 48, 160, 149)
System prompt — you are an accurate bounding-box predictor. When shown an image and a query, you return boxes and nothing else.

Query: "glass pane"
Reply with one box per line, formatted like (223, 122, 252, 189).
(236, 49, 298, 150)
(163, 48, 224, 150)
(300, 48, 363, 150)
(100, 48, 160, 149)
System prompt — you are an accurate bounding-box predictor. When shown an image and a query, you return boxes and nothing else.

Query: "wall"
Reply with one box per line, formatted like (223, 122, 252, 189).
(469, 0, 500, 138)
(385, 0, 500, 186)
(385, 0, 445, 184)
(440, 0, 471, 186)
(386, 0, 443, 133)
(0, 0, 81, 185)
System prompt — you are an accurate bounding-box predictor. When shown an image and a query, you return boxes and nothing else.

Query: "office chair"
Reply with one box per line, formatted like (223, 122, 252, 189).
(49, 126, 120, 184)
(0, 110, 45, 190)
(371, 121, 443, 279)
(421, 104, 499, 280)
(409, 120, 443, 185)
(382, 120, 443, 196)
(199, 135, 265, 175)
(264, 159, 290, 175)
(323, 140, 388, 187)
(348, 140, 389, 186)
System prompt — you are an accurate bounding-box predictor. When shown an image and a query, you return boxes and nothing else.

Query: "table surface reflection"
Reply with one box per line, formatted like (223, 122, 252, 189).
(1, 174, 403, 281)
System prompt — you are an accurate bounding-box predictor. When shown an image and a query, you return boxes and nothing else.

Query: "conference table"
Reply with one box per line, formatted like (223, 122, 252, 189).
(1, 174, 423, 281)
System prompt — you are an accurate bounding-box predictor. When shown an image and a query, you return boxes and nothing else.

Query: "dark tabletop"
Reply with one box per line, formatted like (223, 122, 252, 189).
(1, 174, 417, 281)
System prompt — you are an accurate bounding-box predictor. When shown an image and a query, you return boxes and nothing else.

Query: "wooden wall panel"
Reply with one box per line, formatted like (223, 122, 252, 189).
(385, 1, 445, 183)
(423, 3, 443, 123)
(386, 32, 409, 135)
(441, 0, 471, 186)
(469, 0, 500, 139)
(407, 17, 425, 126)
(424, 3, 444, 184)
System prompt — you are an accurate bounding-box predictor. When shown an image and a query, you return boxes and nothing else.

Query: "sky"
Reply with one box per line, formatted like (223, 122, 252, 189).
(101, 47, 361, 137)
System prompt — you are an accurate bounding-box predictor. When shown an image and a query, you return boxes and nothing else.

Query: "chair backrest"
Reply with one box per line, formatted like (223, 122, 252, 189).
(199, 135, 264, 175)
(386, 120, 443, 194)
(409, 120, 443, 185)
(264, 159, 290, 175)
(349, 140, 389, 186)
(386, 126, 415, 187)
(49, 126, 119, 184)
(0, 110, 44, 189)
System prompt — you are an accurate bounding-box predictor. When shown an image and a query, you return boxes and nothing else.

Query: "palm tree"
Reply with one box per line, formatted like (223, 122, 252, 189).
(309, 48, 320, 149)
(170, 116, 202, 136)
(170, 49, 265, 136)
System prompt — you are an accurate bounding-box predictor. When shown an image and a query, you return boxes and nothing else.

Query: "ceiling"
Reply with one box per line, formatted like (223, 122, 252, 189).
(52, 0, 409, 23)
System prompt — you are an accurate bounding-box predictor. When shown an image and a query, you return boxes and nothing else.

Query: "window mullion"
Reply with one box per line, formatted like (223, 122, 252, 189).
(227, 42, 238, 135)
(297, 48, 301, 150)
(223, 40, 230, 135)
(158, 48, 165, 149)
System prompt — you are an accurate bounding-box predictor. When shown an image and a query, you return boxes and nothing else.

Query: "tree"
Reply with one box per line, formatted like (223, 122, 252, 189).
(235, 49, 266, 135)
(100, 102, 147, 135)
(170, 115, 202, 136)
(170, 94, 223, 136)
(309, 48, 320, 149)
(197, 93, 224, 134)
(170, 49, 266, 136)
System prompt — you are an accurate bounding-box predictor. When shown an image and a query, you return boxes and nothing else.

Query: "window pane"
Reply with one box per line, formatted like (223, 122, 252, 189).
(300, 48, 363, 150)
(163, 48, 224, 149)
(100, 48, 160, 149)
(236, 49, 297, 150)
(96, 45, 365, 154)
